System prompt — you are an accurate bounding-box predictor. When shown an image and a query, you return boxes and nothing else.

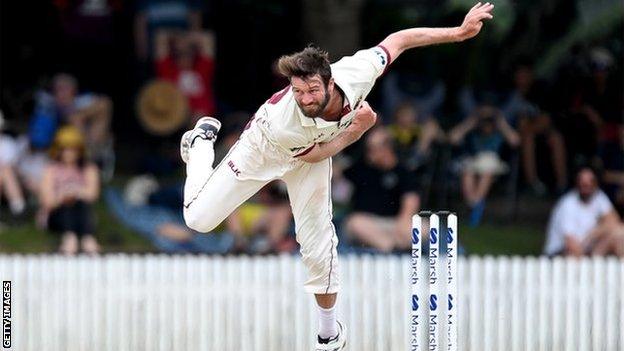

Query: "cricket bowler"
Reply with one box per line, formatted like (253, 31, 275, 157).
(180, 3, 493, 349)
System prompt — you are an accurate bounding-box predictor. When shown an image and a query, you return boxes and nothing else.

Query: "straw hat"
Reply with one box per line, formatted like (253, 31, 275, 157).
(137, 80, 188, 135)
(49, 125, 86, 159)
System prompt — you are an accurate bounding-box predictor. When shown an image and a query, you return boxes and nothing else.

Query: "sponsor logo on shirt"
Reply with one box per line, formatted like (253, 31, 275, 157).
(373, 48, 386, 66)
(227, 160, 241, 176)
(290, 146, 306, 153)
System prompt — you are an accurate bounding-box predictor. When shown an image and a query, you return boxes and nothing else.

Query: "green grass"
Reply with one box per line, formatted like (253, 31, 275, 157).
(1, 195, 546, 256)
(460, 223, 544, 256)
(0, 199, 155, 254)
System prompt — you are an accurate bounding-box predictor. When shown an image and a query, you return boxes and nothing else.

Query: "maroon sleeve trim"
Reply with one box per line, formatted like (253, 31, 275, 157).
(376, 44, 392, 75)
(294, 144, 316, 157)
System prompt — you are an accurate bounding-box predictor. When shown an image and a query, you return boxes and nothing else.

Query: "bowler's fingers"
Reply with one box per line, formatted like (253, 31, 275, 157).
(477, 11, 494, 20)
(470, 3, 494, 21)
(471, 2, 494, 15)
(481, 3, 494, 14)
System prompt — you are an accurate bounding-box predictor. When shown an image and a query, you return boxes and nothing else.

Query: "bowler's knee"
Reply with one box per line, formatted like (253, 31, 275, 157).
(183, 205, 220, 233)
(302, 250, 330, 275)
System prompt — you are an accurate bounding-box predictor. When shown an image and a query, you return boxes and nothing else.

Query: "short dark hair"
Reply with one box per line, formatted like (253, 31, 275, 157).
(277, 46, 331, 86)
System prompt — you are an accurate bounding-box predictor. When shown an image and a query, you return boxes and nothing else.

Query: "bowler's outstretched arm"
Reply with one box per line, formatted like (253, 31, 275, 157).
(379, 2, 494, 62)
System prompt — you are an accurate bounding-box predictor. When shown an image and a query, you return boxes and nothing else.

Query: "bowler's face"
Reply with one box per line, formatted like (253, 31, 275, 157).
(291, 75, 331, 118)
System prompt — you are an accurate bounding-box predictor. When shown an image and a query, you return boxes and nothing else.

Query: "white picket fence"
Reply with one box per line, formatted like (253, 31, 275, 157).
(0, 254, 622, 351)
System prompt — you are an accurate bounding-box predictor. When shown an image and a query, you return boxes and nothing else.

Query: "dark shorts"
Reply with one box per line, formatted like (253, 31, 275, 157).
(48, 201, 95, 236)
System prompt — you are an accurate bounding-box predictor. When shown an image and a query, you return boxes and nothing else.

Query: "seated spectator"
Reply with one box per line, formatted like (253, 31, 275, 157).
(0, 112, 26, 216)
(40, 126, 101, 255)
(16, 144, 50, 201)
(381, 72, 446, 125)
(502, 60, 567, 194)
(449, 105, 520, 226)
(343, 127, 420, 253)
(387, 101, 444, 170)
(0, 110, 50, 207)
(227, 182, 296, 254)
(31, 73, 113, 177)
(599, 124, 624, 215)
(134, 0, 203, 63)
(104, 176, 234, 254)
(544, 168, 624, 257)
(154, 30, 216, 124)
(552, 49, 615, 168)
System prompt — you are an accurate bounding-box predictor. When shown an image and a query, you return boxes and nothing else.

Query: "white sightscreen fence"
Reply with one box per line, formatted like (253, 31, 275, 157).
(0, 254, 622, 351)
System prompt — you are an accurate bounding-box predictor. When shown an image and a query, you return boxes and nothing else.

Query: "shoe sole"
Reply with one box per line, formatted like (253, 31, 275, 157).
(180, 130, 193, 163)
(181, 117, 221, 163)
(194, 116, 221, 131)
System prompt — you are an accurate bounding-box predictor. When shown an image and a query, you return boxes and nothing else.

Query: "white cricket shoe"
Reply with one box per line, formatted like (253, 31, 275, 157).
(180, 116, 221, 163)
(316, 321, 347, 351)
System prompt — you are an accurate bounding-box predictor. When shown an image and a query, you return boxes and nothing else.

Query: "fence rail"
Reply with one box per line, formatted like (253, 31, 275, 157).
(0, 254, 622, 351)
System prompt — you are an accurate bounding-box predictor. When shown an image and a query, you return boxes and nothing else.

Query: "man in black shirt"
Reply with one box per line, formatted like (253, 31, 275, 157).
(343, 127, 420, 252)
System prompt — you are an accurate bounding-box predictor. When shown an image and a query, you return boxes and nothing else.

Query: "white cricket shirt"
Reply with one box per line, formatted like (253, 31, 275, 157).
(250, 46, 391, 157)
(544, 190, 614, 255)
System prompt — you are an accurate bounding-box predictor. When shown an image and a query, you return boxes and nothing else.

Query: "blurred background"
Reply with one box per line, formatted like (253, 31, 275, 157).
(0, 0, 622, 258)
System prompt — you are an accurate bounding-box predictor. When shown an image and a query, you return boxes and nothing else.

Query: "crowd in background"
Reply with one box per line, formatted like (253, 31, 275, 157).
(0, 0, 622, 257)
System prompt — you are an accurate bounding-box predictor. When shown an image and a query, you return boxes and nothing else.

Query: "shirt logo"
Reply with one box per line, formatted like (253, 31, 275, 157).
(374, 48, 386, 66)
(290, 146, 306, 153)
(227, 160, 241, 177)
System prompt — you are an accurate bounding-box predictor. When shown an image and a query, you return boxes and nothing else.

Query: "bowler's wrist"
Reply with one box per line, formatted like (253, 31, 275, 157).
(451, 27, 465, 42)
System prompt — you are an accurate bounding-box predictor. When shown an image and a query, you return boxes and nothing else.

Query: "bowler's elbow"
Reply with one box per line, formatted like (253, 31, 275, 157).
(379, 32, 406, 59)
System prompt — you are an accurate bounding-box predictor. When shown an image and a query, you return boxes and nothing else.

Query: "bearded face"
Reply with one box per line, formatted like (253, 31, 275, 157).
(291, 75, 332, 118)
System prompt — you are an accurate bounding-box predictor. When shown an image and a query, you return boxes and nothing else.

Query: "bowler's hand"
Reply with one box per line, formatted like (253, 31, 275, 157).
(457, 2, 494, 41)
(347, 101, 377, 139)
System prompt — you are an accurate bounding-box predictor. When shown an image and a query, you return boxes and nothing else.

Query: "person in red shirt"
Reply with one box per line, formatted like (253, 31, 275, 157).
(154, 30, 216, 124)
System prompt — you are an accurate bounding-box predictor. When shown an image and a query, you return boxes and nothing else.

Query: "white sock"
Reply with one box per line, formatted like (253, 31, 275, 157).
(318, 305, 338, 339)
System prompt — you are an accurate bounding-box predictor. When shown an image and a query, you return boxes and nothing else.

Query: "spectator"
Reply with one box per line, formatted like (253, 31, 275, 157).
(0, 111, 26, 216)
(52, 0, 121, 93)
(40, 126, 101, 255)
(387, 101, 444, 170)
(16, 145, 50, 200)
(0, 110, 50, 201)
(553, 49, 616, 168)
(134, 0, 203, 63)
(227, 182, 296, 254)
(31, 73, 113, 175)
(381, 72, 446, 125)
(584, 48, 620, 134)
(449, 105, 520, 226)
(154, 30, 216, 124)
(599, 124, 624, 216)
(544, 168, 624, 257)
(343, 128, 420, 253)
(502, 60, 567, 194)
(112, 175, 294, 255)
(104, 176, 235, 254)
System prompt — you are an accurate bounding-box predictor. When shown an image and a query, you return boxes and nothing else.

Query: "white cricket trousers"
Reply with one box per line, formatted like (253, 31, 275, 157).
(183, 127, 339, 294)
